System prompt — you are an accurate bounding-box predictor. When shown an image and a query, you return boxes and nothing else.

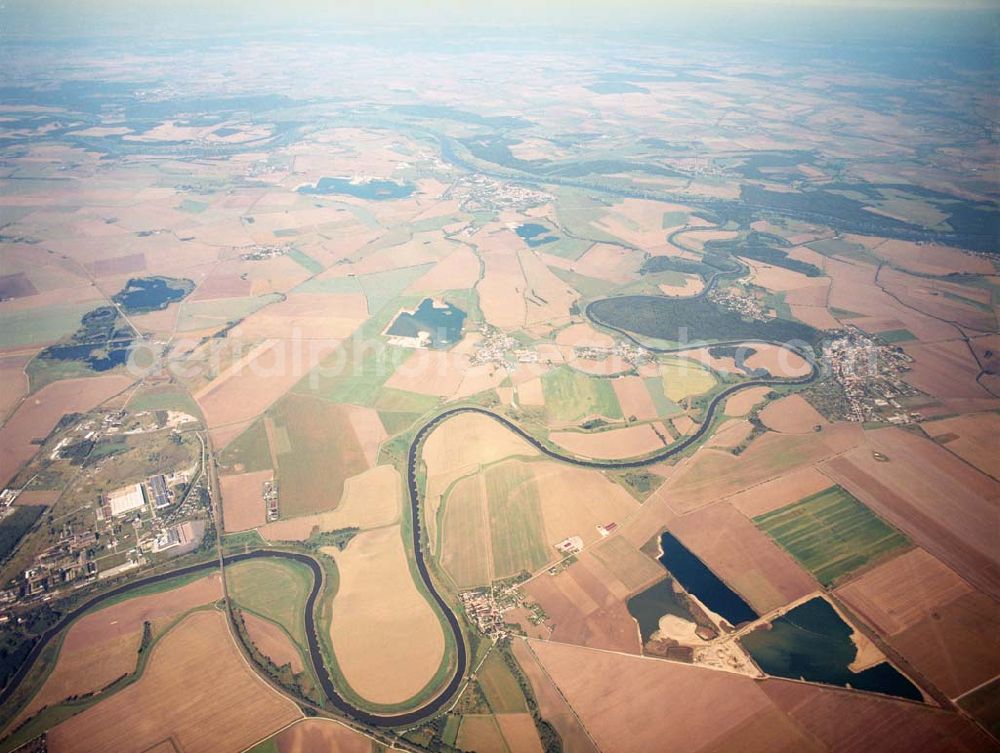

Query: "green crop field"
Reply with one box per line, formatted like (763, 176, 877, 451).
(126, 384, 204, 418)
(753, 485, 909, 586)
(541, 365, 623, 422)
(219, 419, 273, 473)
(485, 461, 549, 578)
(226, 557, 312, 648)
(0, 303, 96, 349)
(270, 395, 368, 517)
(477, 650, 528, 713)
(356, 263, 434, 315)
(440, 475, 491, 588)
(286, 248, 324, 275)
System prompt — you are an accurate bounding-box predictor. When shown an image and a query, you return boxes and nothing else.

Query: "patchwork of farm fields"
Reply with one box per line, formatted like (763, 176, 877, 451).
(754, 485, 910, 586)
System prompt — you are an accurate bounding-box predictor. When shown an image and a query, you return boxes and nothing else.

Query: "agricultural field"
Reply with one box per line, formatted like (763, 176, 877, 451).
(540, 366, 623, 423)
(45, 610, 301, 753)
(437, 456, 642, 589)
(837, 548, 1000, 699)
(251, 719, 374, 753)
(226, 559, 311, 649)
(1, 12, 999, 753)
(485, 461, 550, 578)
(658, 357, 717, 403)
(326, 525, 447, 707)
(753, 485, 910, 587)
(267, 395, 372, 518)
(526, 638, 993, 753)
(5, 573, 222, 733)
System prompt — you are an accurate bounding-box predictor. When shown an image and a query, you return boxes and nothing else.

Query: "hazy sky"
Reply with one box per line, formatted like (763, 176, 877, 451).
(1, 0, 997, 41)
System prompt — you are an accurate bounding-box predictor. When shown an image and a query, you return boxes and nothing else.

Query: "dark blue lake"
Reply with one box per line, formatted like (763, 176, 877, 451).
(627, 577, 693, 642)
(112, 277, 193, 314)
(299, 177, 415, 200)
(657, 531, 758, 626)
(740, 597, 922, 701)
(46, 341, 132, 371)
(385, 298, 466, 348)
(516, 223, 558, 248)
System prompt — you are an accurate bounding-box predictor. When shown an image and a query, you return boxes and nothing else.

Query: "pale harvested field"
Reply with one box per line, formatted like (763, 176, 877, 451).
(238, 292, 369, 340)
(456, 715, 507, 753)
(658, 274, 703, 297)
(343, 404, 387, 466)
(589, 536, 665, 592)
(549, 424, 665, 460)
(655, 424, 863, 514)
(328, 525, 445, 705)
(573, 243, 641, 284)
(889, 591, 1000, 698)
(61, 574, 221, 650)
(129, 304, 182, 338)
(220, 469, 272, 532)
(243, 611, 303, 673)
(533, 462, 640, 549)
(836, 548, 972, 636)
(759, 394, 827, 433)
(14, 631, 141, 728)
(594, 198, 693, 248)
(196, 339, 338, 445)
(706, 418, 753, 449)
(613, 376, 659, 420)
(744, 258, 823, 293)
(516, 377, 546, 407)
(674, 228, 739, 251)
(523, 552, 643, 654)
(568, 355, 632, 376)
(528, 639, 781, 753)
(728, 466, 835, 518)
(880, 268, 996, 333)
(439, 473, 491, 587)
(189, 265, 253, 301)
(520, 248, 578, 327)
(0, 374, 133, 485)
(496, 713, 546, 753)
(743, 343, 811, 378)
(671, 414, 696, 436)
(385, 349, 467, 397)
(479, 246, 527, 329)
(821, 427, 1000, 599)
(670, 503, 819, 614)
(48, 610, 301, 753)
(835, 549, 1000, 698)
(259, 465, 401, 541)
(789, 303, 841, 330)
(423, 412, 537, 503)
(556, 322, 615, 349)
(406, 247, 481, 293)
(511, 640, 600, 753)
(724, 385, 771, 416)
(454, 362, 508, 399)
(532, 637, 990, 753)
(825, 257, 956, 343)
(760, 673, 994, 753)
(273, 719, 373, 753)
(922, 412, 1000, 478)
(872, 239, 994, 276)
